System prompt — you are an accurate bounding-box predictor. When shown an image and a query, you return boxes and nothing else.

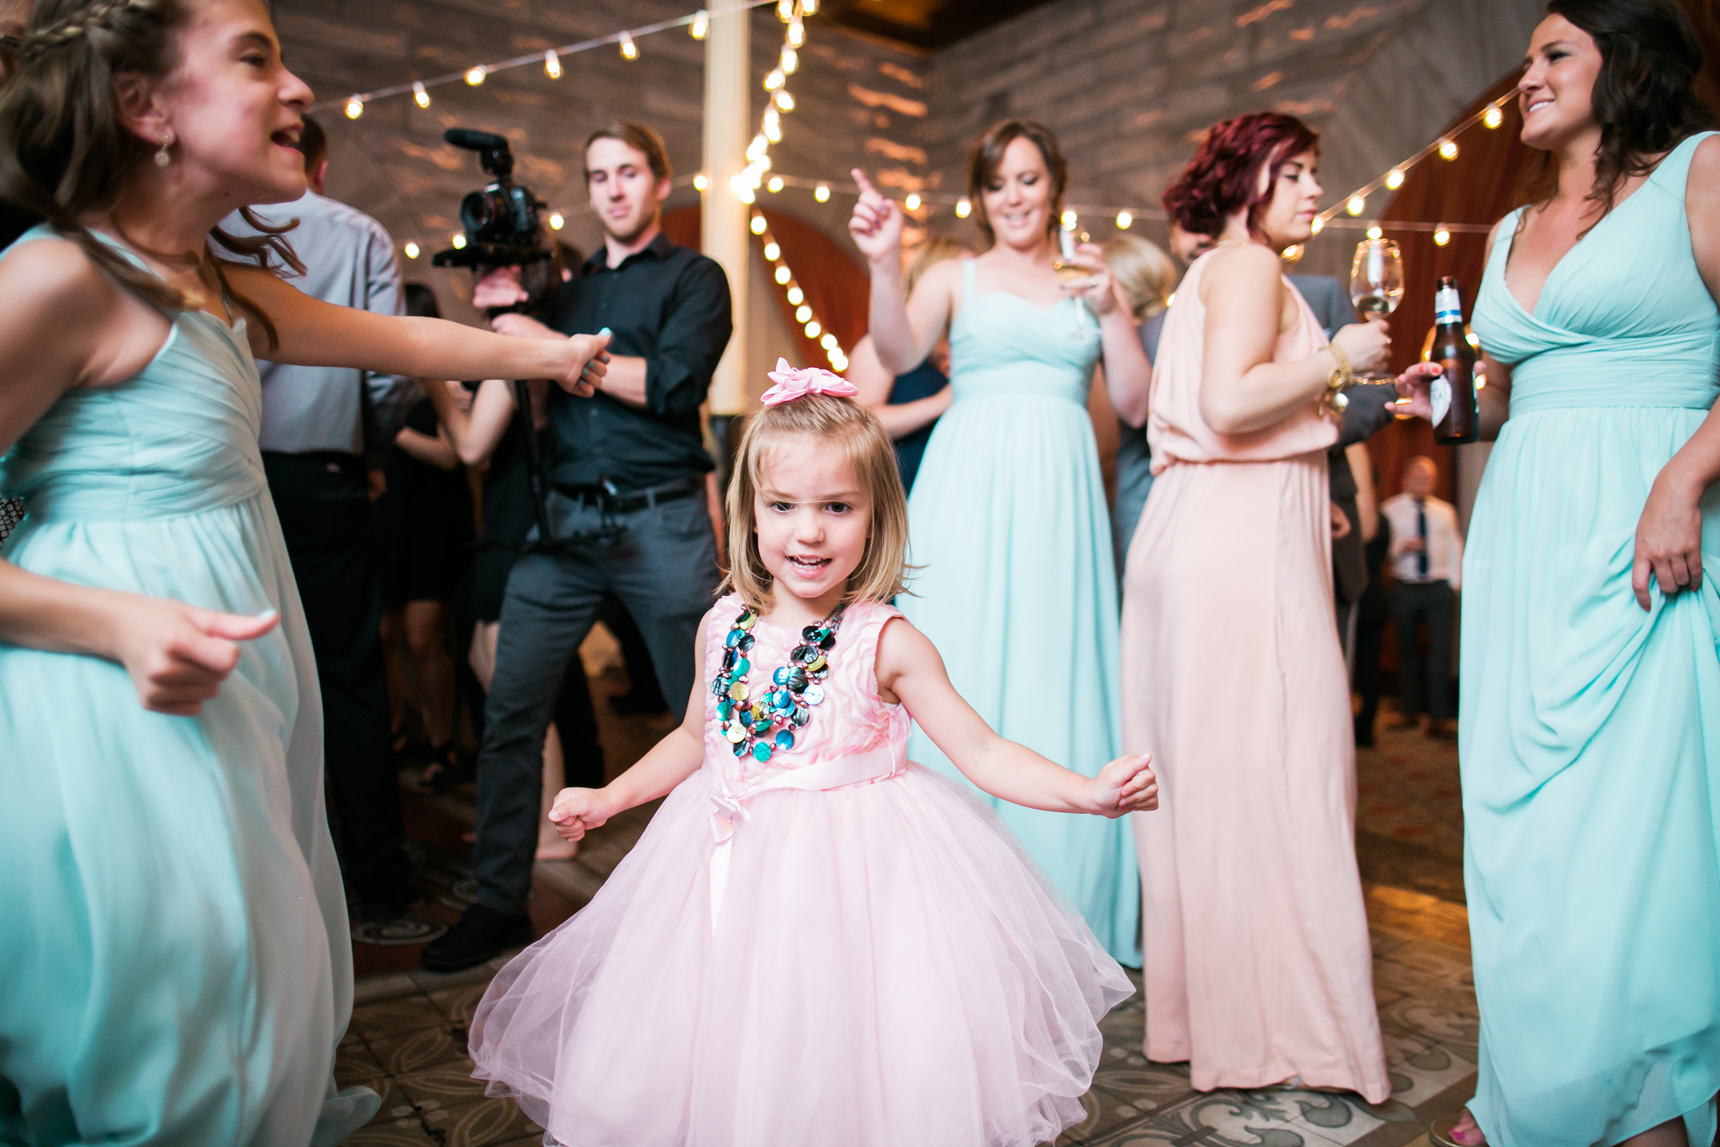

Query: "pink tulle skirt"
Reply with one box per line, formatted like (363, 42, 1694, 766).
(469, 763, 1134, 1147)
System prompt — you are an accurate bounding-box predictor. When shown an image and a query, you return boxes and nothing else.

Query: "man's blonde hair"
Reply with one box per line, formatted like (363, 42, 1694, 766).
(721, 394, 911, 612)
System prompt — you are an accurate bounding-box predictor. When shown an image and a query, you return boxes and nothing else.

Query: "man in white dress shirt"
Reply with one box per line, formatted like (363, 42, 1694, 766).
(1381, 456, 1463, 740)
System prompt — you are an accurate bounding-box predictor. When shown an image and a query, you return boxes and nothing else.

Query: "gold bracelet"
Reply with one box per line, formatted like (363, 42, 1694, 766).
(1321, 344, 1353, 415)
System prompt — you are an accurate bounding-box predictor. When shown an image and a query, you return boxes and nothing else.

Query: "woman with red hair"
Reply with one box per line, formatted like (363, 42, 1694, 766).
(1119, 113, 1439, 1098)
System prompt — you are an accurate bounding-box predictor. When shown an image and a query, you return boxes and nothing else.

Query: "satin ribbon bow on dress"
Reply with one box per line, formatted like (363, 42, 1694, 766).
(760, 358, 859, 406)
(704, 742, 905, 931)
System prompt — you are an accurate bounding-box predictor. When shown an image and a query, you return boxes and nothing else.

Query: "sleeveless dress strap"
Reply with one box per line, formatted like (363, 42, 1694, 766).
(961, 258, 975, 307)
(1648, 130, 1718, 196)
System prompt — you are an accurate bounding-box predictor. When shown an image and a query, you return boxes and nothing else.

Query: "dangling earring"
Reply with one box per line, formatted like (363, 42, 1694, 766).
(155, 130, 174, 167)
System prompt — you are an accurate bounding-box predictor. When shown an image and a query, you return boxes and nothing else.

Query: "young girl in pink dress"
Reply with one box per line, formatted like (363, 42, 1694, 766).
(469, 362, 1158, 1147)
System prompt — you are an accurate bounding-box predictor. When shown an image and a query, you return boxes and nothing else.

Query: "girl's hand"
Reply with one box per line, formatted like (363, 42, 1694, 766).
(554, 331, 611, 397)
(110, 600, 281, 716)
(548, 786, 614, 842)
(848, 168, 904, 267)
(1390, 360, 1447, 420)
(1088, 752, 1158, 817)
(1330, 320, 1392, 375)
(1633, 468, 1706, 610)
(1059, 242, 1122, 317)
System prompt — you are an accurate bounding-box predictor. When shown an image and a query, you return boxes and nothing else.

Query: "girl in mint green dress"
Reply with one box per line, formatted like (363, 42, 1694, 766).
(1442, 4, 1720, 1145)
(0, 5, 606, 1143)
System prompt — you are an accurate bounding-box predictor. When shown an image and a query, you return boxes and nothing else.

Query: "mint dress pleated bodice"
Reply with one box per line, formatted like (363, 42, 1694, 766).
(899, 259, 1140, 966)
(1464, 133, 1720, 1147)
(0, 227, 377, 1145)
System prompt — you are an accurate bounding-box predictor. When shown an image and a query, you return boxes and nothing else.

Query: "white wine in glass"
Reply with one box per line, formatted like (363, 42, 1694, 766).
(1349, 237, 1403, 378)
(1054, 228, 1095, 330)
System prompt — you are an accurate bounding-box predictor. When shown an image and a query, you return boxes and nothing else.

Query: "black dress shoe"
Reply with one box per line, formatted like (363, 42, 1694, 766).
(419, 904, 533, 973)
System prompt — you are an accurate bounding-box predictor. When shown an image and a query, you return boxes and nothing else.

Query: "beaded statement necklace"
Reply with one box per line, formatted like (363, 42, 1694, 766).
(712, 603, 846, 762)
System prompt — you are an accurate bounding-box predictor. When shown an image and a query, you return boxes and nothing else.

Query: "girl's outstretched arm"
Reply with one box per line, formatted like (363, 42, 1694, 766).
(546, 617, 712, 841)
(876, 617, 1157, 816)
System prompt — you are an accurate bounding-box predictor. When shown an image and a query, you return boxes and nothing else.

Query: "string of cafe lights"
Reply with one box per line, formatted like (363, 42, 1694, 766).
(704, 89, 1519, 250)
(750, 207, 849, 372)
(319, 0, 791, 120)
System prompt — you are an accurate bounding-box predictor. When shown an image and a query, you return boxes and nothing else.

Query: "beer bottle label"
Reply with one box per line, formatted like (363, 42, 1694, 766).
(1431, 377, 1452, 427)
(1434, 285, 1463, 326)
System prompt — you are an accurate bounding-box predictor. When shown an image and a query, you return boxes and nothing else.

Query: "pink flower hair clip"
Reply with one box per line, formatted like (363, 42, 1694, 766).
(760, 358, 858, 406)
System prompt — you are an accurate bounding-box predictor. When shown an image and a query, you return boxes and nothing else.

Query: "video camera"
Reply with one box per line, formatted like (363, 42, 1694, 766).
(432, 128, 550, 268)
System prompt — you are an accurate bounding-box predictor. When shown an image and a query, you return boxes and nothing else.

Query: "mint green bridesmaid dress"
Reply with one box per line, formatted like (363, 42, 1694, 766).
(0, 227, 378, 1144)
(900, 260, 1140, 966)
(1464, 132, 1720, 1146)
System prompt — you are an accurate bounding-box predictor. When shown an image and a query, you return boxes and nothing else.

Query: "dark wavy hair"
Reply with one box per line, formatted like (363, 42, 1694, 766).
(0, 0, 302, 346)
(1161, 112, 1320, 241)
(1527, 0, 1713, 217)
(965, 119, 1067, 247)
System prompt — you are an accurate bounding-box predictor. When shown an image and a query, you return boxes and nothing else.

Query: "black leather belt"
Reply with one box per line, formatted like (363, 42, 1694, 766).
(550, 475, 704, 514)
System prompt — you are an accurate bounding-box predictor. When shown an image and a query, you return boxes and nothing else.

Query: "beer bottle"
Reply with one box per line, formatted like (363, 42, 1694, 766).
(1431, 275, 1479, 444)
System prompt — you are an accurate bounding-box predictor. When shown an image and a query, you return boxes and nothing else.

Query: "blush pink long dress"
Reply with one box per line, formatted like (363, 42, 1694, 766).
(1120, 249, 1389, 1101)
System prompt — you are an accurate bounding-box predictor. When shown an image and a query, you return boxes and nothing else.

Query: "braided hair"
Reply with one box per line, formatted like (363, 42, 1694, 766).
(0, 0, 303, 346)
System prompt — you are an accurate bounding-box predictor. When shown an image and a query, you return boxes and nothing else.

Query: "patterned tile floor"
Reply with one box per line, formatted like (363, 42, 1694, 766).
(340, 689, 1471, 1147)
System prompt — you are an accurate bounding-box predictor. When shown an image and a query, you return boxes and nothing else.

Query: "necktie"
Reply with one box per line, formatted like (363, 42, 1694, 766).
(1416, 502, 1429, 579)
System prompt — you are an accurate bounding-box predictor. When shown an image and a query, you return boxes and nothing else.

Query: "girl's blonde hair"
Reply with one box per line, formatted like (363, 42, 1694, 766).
(722, 394, 910, 613)
(1102, 233, 1176, 322)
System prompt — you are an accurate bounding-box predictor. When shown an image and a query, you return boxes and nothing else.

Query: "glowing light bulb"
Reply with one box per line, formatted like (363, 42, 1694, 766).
(781, 47, 798, 73)
(344, 94, 364, 119)
(403, 241, 420, 259)
(412, 81, 430, 108)
(787, 20, 805, 47)
(466, 65, 486, 86)
(1434, 227, 1451, 247)
(774, 90, 794, 111)
(1346, 195, 1366, 216)
(1385, 168, 1404, 189)
(750, 214, 767, 235)
(955, 197, 971, 218)
(1439, 138, 1459, 160)
(764, 69, 785, 91)
(544, 50, 562, 79)
(778, 0, 793, 19)
(738, 187, 756, 203)
(814, 183, 830, 203)
(795, 304, 812, 322)
(764, 119, 782, 144)
(451, 234, 467, 249)
(776, 265, 792, 285)
(619, 32, 638, 60)
(787, 286, 804, 305)
(820, 332, 838, 350)
(768, 176, 784, 193)
(1282, 243, 1304, 262)
(1483, 105, 1504, 129)
(549, 213, 565, 231)
(805, 320, 821, 338)
(764, 242, 781, 261)
(746, 135, 768, 161)
(693, 173, 709, 191)
(1310, 216, 1325, 234)
(905, 192, 921, 211)
(803, 0, 818, 13)
(1115, 210, 1132, 229)
(690, 9, 709, 39)
(1060, 209, 1077, 231)
(1366, 225, 1383, 240)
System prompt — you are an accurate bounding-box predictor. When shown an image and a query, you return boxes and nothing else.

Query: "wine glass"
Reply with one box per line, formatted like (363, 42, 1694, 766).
(1349, 238, 1403, 380)
(1054, 227, 1095, 331)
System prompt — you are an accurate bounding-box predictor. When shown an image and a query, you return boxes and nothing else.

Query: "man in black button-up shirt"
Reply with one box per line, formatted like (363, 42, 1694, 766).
(424, 122, 732, 972)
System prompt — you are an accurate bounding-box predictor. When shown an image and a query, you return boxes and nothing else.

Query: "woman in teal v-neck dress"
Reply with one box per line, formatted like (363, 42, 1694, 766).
(0, 4, 608, 1142)
(848, 122, 1152, 965)
(1437, 4, 1720, 1145)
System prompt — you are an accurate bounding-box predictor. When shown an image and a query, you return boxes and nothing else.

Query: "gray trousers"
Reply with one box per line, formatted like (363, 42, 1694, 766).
(471, 488, 720, 913)
(1393, 580, 1455, 723)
